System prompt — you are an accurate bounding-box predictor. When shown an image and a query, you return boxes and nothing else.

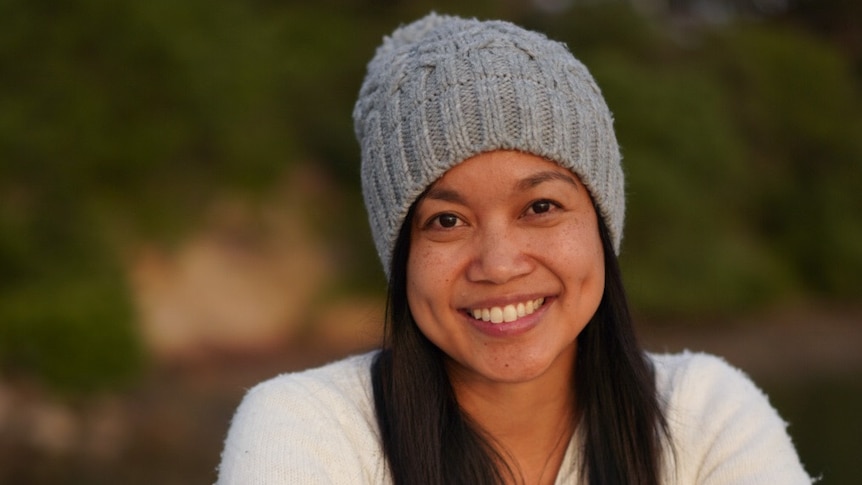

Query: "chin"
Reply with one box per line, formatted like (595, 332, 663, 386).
(455, 349, 571, 386)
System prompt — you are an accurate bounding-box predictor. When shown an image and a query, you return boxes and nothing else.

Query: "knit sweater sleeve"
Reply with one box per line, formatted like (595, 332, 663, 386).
(215, 354, 386, 484)
(654, 352, 813, 485)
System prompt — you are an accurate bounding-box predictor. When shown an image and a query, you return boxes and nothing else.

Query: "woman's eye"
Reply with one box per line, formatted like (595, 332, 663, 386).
(529, 200, 554, 214)
(435, 213, 460, 228)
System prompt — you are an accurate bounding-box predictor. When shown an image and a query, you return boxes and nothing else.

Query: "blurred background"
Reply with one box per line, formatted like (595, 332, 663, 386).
(1, 0, 860, 483)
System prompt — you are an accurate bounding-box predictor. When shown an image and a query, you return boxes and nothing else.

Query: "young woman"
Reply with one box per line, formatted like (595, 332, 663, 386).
(216, 13, 812, 484)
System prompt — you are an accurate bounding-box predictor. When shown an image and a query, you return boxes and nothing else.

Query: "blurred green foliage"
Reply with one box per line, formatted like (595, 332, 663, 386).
(0, 0, 860, 391)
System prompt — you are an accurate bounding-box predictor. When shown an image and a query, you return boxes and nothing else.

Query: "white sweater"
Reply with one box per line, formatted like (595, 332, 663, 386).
(216, 351, 812, 484)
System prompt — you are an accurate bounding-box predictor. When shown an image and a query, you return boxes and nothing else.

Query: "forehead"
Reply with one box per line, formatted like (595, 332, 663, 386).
(425, 150, 580, 195)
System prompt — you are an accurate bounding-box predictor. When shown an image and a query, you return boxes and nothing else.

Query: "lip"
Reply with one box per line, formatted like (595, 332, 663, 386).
(462, 296, 553, 338)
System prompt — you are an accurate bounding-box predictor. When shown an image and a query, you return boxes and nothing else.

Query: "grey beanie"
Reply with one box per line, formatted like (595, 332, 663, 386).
(354, 13, 624, 277)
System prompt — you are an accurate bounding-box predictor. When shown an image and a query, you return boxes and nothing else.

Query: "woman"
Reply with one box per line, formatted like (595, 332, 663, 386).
(217, 13, 811, 484)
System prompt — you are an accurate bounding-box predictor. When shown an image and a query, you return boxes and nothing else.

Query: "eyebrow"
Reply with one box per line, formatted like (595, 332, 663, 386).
(423, 169, 579, 204)
(424, 187, 465, 204)
(515, 170, 579, 191)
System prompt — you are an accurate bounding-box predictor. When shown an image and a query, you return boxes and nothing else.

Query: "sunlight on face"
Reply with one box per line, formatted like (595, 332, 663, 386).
(407, 150, 605, 390)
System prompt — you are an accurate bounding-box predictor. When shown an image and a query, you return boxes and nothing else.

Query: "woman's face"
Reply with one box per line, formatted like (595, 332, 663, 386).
(407, 150, 605, 388)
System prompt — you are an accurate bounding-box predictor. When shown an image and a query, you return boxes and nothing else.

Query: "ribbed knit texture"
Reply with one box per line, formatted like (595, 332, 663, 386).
(353, 13, 624, 277)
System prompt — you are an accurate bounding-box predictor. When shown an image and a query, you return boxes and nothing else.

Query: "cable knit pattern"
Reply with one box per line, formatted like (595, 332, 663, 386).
(216, 351, 813, 484)
(353, 13, 624, 277)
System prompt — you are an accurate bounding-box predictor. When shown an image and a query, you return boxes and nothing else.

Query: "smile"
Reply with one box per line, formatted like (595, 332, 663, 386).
(469, 298, 546, 324)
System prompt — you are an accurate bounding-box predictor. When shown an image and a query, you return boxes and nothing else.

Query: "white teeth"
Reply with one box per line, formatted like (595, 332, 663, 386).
(490, 307, 503, 324)
(502, 305, 517, 323)
(470, 298, 546, 325)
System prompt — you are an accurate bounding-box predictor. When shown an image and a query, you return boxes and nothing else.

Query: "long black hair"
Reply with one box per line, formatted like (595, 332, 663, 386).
(371, 203, 671, 484)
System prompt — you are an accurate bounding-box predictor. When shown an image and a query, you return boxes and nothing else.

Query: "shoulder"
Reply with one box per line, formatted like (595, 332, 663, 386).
(217, 351, 387, 484)
(648, 351, 813, 484)
(648, 350, 781, 440)
(233, 351, 378, 434)
(244, 351, 377, 408)
(649, 351, 772, 445)
(649, 351, 791, 434)
(650, 350, 759, 404)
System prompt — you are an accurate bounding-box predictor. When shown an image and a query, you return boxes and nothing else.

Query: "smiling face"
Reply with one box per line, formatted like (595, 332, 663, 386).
(407, 150, 605, 389)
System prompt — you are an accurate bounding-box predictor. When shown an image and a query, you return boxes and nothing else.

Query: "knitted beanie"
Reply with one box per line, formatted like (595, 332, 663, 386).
(354, 13, 624, 277)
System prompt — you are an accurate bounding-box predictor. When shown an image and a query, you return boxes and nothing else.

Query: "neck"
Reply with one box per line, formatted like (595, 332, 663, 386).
(447, 359, 577, 484)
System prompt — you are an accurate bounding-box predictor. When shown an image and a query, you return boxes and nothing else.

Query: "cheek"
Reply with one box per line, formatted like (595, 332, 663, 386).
(406, 244, 462, 349)
(406, 244, 448, 317)
(578, 228, 606, 309)
(553, 218, 605, 296)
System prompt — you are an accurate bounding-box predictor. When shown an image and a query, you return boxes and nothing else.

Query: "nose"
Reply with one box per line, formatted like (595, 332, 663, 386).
(466, 225, 534, 284)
